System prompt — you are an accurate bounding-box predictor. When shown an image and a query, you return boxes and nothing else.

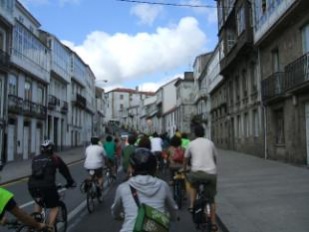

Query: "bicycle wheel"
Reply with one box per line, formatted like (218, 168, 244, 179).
(86, 187, 95, 213)
(54, 201, 68, 232)
(174, 180, 183, 209)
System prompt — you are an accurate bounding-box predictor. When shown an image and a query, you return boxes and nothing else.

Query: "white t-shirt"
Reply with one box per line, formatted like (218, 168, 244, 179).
(151, 137, 163, 152)
(185, 137, 217, 174)
(84, 144, 106, 169)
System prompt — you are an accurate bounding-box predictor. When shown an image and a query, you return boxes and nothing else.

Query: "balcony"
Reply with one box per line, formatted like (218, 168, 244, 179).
(261, 72, 285, 102)
(8, 94, 23, 114)
(0, 49, 10, 71)
(61, 101, 68, 114)
(284, 52, 309, 92)
(23, 100, 47, 119)
(74, 93, 86, 108)
(48, 95, 58, 110)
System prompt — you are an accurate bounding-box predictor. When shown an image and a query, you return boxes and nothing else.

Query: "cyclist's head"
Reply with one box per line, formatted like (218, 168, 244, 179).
(137, 135, 151, 149)
(181, 132, 188, 139)
(130, 148, 157, 176)
(106, 135, 113, 142)
(194, 124, 205, 137)
(91, 136, 100, 145)
(170, 135, 181, 147)
(128, 135, 137, 145)
(41, 139, 54, 155)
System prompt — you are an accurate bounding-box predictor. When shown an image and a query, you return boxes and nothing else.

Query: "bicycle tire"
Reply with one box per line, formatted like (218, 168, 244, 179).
(86, 188, 95, 213)
(54, 201, 68, 232)
(174, 180, 183, 209)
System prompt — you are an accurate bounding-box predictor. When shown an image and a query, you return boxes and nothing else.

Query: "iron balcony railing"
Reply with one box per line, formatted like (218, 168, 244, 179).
(61, 101, 68, 114)
(261, 72, 285, 101)
(8, 94, 23, 113)
(23, 100, 47, 119)
(75, 93, 86, 108)
(285, 52, 309, 90)
(48, 95, 58, 109)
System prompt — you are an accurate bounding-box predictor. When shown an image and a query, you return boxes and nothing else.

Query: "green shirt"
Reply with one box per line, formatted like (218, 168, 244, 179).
(103, 141, 116, 160)
(122, 145, 135, 172)
(181, 138, 190, 150)
(0, 187, 14, 215)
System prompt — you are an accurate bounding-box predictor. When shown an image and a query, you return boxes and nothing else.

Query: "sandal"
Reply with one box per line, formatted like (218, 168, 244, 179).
(211, 224, 218, 232)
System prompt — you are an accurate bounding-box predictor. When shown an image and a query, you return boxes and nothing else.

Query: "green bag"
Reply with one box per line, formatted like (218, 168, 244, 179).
(130, 186, 170, 232)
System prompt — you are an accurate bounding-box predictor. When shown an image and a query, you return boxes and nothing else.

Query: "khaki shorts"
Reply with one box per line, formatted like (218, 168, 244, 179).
(186, 171, 217, 203)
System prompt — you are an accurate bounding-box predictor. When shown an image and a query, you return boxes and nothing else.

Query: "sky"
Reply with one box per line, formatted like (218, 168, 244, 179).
(19, 0, 219, 92)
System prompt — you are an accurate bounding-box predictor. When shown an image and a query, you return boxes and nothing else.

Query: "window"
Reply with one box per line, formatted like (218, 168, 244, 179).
(253, 109, 259, 137)
(250, 63, 257, 92)
(242, 70, 247, 97)
(37, 85, 44, 105)
(262, 0, 267, 13)
(120, 94, 123, 100)
(237, 115, 241, 138)
(237, 6, 245, 35)
(272, 49, 280, 72)
(24, 80, 32, 100)
(275, 109, 285, 144)
(226, 29, 236, 52)
(9, 75, 17, 95)
(120, 104, 123, 111)
(0, 78, 2, 117)
(0, 30, 4, 51)
(235, 76, 240, 101)
(302, 24, 309, 53)
(244, 113, 249, 137)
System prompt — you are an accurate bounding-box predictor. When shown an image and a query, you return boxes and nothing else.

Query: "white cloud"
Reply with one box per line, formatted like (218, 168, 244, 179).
(130, 4, 164, 26)
(182, 0, 218, 24)
(138, 73, 183, 92)
(66, 17, 207, 86)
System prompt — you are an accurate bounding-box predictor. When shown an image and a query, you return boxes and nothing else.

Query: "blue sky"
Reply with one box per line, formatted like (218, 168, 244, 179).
(20, 0, 219, 91)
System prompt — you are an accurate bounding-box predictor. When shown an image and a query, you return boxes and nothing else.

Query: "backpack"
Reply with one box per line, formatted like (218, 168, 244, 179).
(192, 197, 207, 224)
(31, 155, 59, 179)
(130, 186, 170, 232)
(172, 147, 184, 164)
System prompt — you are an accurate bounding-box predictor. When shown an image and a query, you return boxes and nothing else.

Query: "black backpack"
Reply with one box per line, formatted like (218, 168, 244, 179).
(192, 197, 207, 224)
(31, 156, 52, 179)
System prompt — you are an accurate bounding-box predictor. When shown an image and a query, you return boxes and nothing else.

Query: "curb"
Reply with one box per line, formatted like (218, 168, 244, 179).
(216, 214, 229, 232)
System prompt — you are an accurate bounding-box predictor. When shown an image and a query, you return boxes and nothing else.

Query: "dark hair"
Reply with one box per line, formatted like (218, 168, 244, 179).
(91, 136, 99, 145)
(181, 132, 188, 139)
(130, 148, 157, 176)
(106, 135, 113, 142)
(138, 135, 151, 149)
(194, 125, 205, 137)
(152, 132, 159, 138)
(128, 135, 137, 145)
(170, 135, 181, 147)
(114, 138, 119, 143)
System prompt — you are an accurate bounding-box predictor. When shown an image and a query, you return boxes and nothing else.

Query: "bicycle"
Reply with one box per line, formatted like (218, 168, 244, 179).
(104, 166, 116, 186)
(191, 183, 212, 232)
(172, 170, 186, 209)
(80, 170, 103, 213)
(31, 184, 68, 232)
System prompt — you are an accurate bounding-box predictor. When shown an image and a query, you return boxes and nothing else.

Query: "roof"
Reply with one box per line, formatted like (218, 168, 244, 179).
(155, 77, 181, 93)
(162, 106, 177, 116)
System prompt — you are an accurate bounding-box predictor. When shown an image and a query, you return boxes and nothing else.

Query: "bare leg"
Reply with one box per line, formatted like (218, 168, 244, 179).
(185, 181, 197, 209)
(48, 207, 59, 227)
(210, 203, 217, 225)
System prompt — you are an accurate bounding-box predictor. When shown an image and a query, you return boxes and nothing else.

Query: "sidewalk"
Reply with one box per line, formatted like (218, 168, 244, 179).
(0, 147, 85, 185)
(217, 149, 309, 232)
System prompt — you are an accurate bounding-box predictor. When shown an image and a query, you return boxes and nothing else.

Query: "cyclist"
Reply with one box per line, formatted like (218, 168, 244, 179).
(0, 166, 48, 230)
(103, 135, 117, 177)
(111, 148, 177, 231)
(150, 132, 163, 170)
(181, 132, 190, 150)
(121, 134, 137, 179)
(28, 140, 76, 228)
(183, 125, 218, 232)
(84, 136, 107, 192)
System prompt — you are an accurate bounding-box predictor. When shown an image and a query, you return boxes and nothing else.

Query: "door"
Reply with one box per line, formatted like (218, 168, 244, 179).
(23, 126, 30, 160)
(7, 124, 15, 162)
(305, 103, 309, 165)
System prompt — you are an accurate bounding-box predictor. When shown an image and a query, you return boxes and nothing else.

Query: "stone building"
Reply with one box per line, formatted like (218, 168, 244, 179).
(214, 0, 264, 156)
(255, 0, 309, 165)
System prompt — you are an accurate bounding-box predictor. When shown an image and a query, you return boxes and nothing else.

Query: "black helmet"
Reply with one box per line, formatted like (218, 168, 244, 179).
(130, 148, 157, 176)
(91, 136, 100, 145)
(41, 139, 54, 155)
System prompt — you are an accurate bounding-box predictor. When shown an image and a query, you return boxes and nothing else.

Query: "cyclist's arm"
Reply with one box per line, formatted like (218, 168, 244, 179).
(183, 146, 191, 172)
(212, 144, 218, 164)
(164, 183, 178, 221)
(111, 186, 124, 220)
(55, 156, 75, 185)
